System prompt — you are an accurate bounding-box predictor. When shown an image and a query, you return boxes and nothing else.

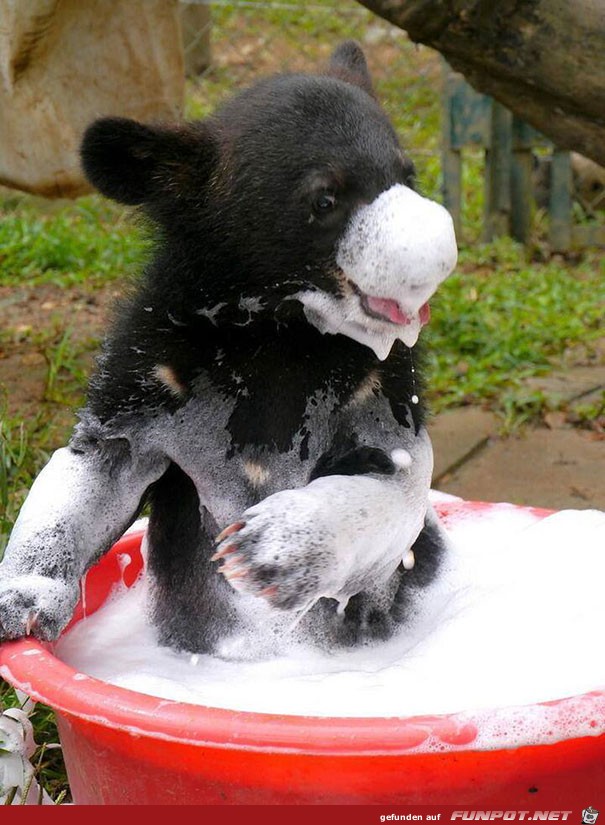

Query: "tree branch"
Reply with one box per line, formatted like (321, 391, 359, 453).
(357, 0, 605, 166)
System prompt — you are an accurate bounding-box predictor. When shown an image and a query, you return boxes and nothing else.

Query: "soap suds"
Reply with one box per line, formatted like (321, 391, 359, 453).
(55, 496, 605, 748)
(297, 184, 457, 359)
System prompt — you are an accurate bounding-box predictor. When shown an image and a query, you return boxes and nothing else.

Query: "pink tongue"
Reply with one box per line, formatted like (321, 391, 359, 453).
(365, 297, 432, 327)
(366, 296, 411, 325)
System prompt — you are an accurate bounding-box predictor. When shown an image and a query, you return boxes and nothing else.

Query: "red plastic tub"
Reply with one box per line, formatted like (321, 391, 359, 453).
(1, 500, 604, 805)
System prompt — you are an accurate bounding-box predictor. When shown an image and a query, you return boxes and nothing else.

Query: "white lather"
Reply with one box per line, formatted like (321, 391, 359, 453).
(297, 184, 458, 360)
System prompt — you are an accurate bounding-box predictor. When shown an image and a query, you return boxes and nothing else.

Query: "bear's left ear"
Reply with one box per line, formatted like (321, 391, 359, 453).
(327, 40, 374, 96)
(80, 117, 217, 206)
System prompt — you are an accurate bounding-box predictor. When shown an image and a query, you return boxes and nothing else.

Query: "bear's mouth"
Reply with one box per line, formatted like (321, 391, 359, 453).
(346, 280, 431, 328)
(360, 293, 431, 328)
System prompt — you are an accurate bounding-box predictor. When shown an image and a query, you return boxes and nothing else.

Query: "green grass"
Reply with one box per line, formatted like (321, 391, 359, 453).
(426, 242, 605, 421)
(0, 415, 30, 556)
(0, 324, 99, 556)
(0, 0, 604, 804)
(0, 195, 147, 290)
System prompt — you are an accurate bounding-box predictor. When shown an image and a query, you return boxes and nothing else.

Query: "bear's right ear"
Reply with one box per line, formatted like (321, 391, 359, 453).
(80, 117, 214, 205)
(327, 40, 374, 97)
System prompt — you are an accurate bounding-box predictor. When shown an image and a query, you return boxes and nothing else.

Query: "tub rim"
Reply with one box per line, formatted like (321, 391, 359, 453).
(1, 502, 604, 757)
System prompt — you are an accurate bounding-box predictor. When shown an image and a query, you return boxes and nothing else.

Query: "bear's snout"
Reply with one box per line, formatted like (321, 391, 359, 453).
(336, 183, 458, 316)
(296, 184, 457, 359)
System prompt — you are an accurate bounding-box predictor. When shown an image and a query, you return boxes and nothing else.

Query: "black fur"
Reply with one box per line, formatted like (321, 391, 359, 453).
(146, 464, 238, 652)
(310, 436, 397, 480)
(0, 41, 448, 653)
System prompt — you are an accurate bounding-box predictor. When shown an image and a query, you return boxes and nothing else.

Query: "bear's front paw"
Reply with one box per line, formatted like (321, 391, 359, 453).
(0, 574, 80, 643)
(212, 489, 338, 611)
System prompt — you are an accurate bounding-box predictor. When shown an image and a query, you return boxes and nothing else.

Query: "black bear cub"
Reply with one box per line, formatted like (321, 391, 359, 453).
(0, 42, 457, 654)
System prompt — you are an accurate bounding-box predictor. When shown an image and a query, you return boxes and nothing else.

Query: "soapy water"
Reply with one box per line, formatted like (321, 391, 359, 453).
(55, 493, 605, 745)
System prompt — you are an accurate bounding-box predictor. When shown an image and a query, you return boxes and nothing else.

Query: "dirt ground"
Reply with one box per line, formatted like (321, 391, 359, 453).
(0, 281, 120, 419)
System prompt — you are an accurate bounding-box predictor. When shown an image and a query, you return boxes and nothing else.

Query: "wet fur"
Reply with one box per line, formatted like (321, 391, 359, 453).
(0, 42, 447, 652)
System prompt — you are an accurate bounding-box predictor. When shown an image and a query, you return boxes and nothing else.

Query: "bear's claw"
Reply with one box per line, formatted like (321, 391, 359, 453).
(0, 575, 79, 643)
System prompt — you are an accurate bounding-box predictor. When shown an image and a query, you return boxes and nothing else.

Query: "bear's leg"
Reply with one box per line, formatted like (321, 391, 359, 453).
(389, 511, 448, 624)
(146, 463, 238, 653)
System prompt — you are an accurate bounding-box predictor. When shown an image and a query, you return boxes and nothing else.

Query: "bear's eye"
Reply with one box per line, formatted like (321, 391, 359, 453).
(312, 191, 337, 215)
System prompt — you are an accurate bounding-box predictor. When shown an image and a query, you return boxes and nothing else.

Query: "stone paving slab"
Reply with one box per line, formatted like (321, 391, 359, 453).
(523, 365, 605, 403)
(428, 408, 498, 481)
(433, 427, 605, 511)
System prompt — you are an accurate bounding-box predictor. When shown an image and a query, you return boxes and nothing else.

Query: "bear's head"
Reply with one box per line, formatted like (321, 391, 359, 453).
(81, 41, 457, 360)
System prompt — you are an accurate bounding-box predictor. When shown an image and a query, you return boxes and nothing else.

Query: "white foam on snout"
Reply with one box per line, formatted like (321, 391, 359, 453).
(55, 500, 605, 752)
(296, 184, 457, 359)
(338, 184, 458, 304)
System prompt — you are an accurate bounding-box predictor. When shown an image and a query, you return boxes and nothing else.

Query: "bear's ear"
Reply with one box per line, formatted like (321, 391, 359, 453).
(327, 40, 374, 96)
(80, 117, 215, 205)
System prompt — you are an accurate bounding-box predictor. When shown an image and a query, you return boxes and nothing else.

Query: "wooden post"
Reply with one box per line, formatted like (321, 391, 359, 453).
(484, 101, 512, 241)
(510, 118, 535, 245)
(442, 146, 463, 238)
(549, 151, 573, 252)
(441, 67, 463, 237)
